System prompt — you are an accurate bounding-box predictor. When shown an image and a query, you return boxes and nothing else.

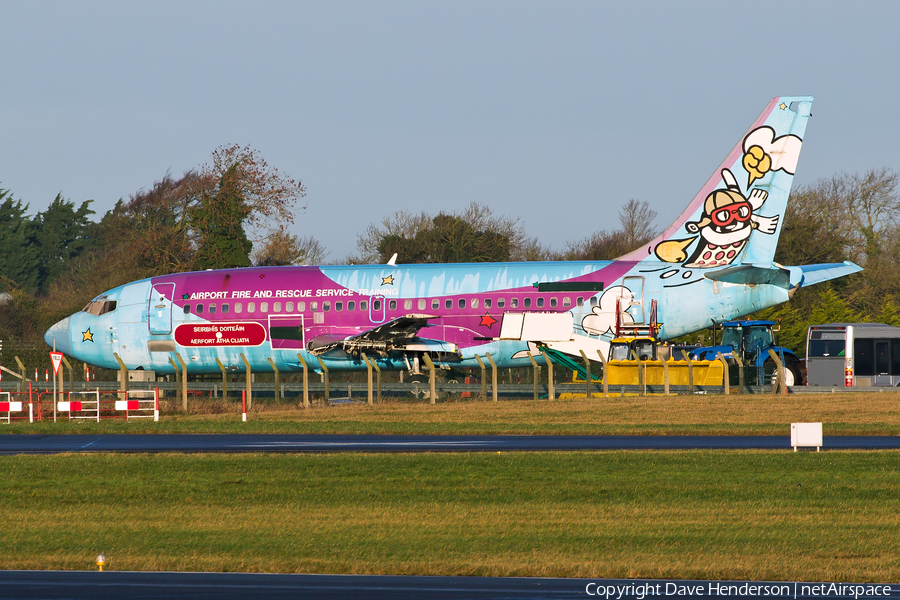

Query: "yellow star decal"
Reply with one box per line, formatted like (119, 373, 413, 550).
(381, 275, 395, 286)
(779, 102, 787, 110)
(82, 328, 94, 342)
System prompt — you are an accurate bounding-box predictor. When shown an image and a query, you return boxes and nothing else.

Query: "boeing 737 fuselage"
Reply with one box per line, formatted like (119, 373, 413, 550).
(45, 96, 861, 378)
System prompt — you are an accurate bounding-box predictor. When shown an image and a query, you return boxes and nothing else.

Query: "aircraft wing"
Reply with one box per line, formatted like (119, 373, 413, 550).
(307, 314, 459, 356)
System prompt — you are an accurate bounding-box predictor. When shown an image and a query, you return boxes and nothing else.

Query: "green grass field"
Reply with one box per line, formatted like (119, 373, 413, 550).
(7, 391, 900, 435)
(1, 451, 897, 581)
(2, 392, 899, 581)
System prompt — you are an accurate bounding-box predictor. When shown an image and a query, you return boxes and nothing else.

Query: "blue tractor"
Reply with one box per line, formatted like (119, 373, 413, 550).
(688, 320, 802, 386)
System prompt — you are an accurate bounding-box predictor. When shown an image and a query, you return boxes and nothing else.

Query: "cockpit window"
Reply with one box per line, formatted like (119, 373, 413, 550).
(82, 299, 118, 316)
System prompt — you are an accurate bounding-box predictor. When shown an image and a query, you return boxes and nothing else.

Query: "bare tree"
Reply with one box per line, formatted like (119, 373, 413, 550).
(562, 199, 658, 260)
(252, 228, 327, 266)
(618, 199, 659, 251)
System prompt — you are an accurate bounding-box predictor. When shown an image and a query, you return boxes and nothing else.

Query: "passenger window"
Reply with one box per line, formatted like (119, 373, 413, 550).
(389, 300, 397, 310)
(222, 304, 230, 313)
(298, 302, 306, 312)
(273, 302, 282, 313)
(550, 298, 558, 308)
(524, 298, 532, 308)
(209, 304, 217, 314)
(484, 299, 491, 309)
(248, 302, 256, 312)
(404, 299, 412, 310)
(510, 298, 518, 308)
(261, 302, 269, 313)
(372, 300, 381, 311)
(347, 301, 354, 311)
(471, 298, 479, 309)
(360, 301, 368, 311)
(336, 301, 343, 312)
(537, 298, 544, 308)
(497, 298, 505, 308)
(286, 302, 294, 312)
(183, 305, 191, 314)
(418, 299, 426, 310)
(235, 303, 243, 314)
(196, 304, 204, 314)
(311, 302, 318, 312)
(576, 297, 584, 307)
(458, 298, 465, 309)
(432, 299, 440, 310)
(323, 301, 331, 312)
(445, 299, 452, 310)
(590, 297, 598, 307)
(562, 297, 571, 308)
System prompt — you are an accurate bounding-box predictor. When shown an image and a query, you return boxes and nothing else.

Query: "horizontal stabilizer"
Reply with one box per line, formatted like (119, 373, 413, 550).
(796, 261, 863, 288)
(704, 264, 792, 289)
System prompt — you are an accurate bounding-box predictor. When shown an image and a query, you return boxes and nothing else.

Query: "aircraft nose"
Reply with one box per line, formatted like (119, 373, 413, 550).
(44, 316, 74, 356)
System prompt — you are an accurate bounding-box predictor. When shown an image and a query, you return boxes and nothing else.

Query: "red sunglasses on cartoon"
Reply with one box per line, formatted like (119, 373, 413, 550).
(711, 201, 752, 227)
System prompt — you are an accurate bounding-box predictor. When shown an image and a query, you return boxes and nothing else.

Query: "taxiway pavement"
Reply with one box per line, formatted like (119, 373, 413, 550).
(1, 433, 899, 454)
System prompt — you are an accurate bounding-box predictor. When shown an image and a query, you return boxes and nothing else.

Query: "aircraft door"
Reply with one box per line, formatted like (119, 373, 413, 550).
(622, 276, 645, 324)
(269, 315, 306, 350)
(149, 282, 176, 335)
(370, 296, 386, 324)
(875, 341, 891, 385)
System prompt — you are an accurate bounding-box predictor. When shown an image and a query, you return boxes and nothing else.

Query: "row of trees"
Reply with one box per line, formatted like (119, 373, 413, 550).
(350, 198, 659, 264)
(0, 192, 97, 295)
(756, 168, 900, 352)
(0, 145, 308, 340)
(1, 147, 898, 358)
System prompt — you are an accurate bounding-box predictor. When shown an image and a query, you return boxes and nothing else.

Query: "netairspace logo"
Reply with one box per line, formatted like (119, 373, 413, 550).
(584, 581, 897, 599)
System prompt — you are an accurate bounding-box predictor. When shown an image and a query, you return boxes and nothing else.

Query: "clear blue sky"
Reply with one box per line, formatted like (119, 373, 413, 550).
(2, 1, 898, 262)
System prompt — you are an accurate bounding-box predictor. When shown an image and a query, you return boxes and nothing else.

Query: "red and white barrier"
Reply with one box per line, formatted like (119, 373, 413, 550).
(116, 389, 159, 422)
(59, 391, 101, 422)
(0, 393, 23, 424)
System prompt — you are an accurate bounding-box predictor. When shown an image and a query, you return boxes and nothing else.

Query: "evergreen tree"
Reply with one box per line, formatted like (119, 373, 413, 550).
(874, 297, 900, 327)
(192, 165, 253, 270)
(354, 203, 526, 264)
(376, 213, 511, 264)
(28, 194, 98, 294)
(0, 189, 40, 291)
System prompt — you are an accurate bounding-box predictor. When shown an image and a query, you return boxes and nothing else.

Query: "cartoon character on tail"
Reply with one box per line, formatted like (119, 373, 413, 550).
(655, 168, 778, 268)
(683, 168, 778, 267)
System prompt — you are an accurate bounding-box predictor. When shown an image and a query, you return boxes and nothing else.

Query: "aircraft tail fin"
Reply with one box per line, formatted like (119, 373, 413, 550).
(621, 96, 814, 270)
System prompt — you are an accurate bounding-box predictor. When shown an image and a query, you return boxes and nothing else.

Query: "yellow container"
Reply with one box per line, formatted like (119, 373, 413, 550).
(605, 359, 724, 387)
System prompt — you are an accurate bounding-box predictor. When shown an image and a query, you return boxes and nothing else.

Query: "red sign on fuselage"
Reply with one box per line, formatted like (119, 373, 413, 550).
(174, 322, 267, 347)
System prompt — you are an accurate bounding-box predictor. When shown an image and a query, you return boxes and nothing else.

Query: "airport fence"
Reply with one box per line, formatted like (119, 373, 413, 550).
(0, 374, 882, 426)
(0, 385, 160, 423)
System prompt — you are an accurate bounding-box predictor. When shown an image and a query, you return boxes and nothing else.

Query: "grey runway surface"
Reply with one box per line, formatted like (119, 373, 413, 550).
(0, 572, 896, 600)
(1, 433, 900, 454)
